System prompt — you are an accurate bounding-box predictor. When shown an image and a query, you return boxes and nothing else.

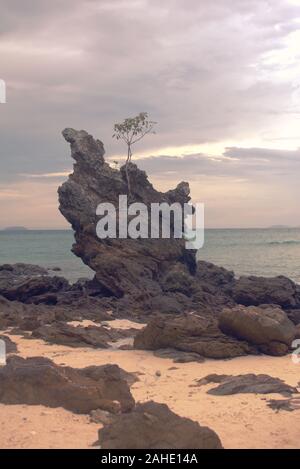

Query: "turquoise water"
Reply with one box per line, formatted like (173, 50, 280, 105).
(0, 230, 94, 283)
(0, 228, 300, 283)
(198, 228, 300, 283)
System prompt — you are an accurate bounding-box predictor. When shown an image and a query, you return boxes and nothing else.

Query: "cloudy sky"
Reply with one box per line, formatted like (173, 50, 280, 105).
(0, 0, 300, 228)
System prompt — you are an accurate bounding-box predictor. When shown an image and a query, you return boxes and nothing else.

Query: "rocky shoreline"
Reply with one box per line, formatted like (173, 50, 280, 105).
(0, 128, 300, 448)
(1, 259, 299, 360)
(0, 263, 299, 448)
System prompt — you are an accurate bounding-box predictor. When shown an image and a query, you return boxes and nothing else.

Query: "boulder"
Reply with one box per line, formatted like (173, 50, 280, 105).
(134, 313, 253, 359)
(1, 276, 70, 304)
(231, 275, 300, 308)
(147, 294, 184, 314)
(196, 261, 235, 288)
(31, 321, 139, 348)
(196, 373, 298, 397)
(219, 305, 296, 355)
(0, 263, 70, 304)
(0, 263, 48, 276)
(58, 128, 196, 301)
(0, 356, 135, 413)
(32, 322, 110, 348)
(286, 309, 300, 326)
(0, 293, 111, 333)
(98, 401, 223, 449)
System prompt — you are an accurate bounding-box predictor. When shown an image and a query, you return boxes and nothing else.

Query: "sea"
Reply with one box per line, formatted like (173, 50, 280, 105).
(0, 228, 300, 284)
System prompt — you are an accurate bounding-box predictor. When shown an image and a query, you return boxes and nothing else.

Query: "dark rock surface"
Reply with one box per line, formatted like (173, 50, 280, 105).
(3, 276, 70, 304)
(58, 128, 195, 302)
(196, 261, 234, 288)
(267, 397, 300, 412)
(0, 356, 135, 413)
(0, 263, 70, 304)
(0, 294, 111, 332)
(134, 313, 254, 359)
(31, 322, 110, 348)
(231, 275, 300, 308)
(31, 322, 139, 348)
(219, 305, 296, 356)
(98, 401, 223, 449)
(153, 348, 205, 363)
(286, 309, 300, 326)
(196, 373, 298, 396)
(0, 263, 48, 276)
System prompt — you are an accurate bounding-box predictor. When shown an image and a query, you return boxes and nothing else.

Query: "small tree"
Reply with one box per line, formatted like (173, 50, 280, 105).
(113, 112, 157, 194)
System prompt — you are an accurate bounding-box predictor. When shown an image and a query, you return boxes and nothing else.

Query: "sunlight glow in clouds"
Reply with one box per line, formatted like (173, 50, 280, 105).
(0, 0, 300, 228)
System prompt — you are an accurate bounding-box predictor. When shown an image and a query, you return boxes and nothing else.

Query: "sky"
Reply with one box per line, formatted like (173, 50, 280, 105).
(0, 0, 300, 229)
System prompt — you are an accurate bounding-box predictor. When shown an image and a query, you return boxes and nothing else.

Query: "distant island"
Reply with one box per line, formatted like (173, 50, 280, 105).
(267, 225, 297, 229)
(2, 226, 29, 232)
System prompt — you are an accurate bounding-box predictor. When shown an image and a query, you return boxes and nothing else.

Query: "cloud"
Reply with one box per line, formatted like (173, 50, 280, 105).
(22, 171, 71, 179)
(1, 0, 300, 179)
(137, 145, 300, 227)
(0, 0, 300, 226)
(137, 146, 300, 181)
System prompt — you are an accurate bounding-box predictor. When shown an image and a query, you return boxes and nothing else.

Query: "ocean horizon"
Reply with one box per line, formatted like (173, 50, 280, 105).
(1, 227, 300, 284)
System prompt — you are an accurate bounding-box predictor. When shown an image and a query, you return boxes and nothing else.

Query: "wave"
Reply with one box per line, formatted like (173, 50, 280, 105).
(268, 240, 300, 245)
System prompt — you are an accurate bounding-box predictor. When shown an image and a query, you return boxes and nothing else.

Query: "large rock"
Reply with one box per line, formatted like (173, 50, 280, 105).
(58, 128, 196, 301)
(286, 309, 300, 326)
(196, 261, 235, 288)
(32, 321, 139, 348)
(0, 263, 48, 276)
(31, 322, 110, 348)
(0, 293, 111, 333)
(0, 356, 135, 413)
(219, 305, 296, 355)
(2, 276, 70, 304)
(153, 348, 205, 363)
(231, 275, 300, 308)
(98, 401, 223, 449)
(134, 313, 253, 359)
(0, 295, 54, 330)
(196, 373, 298, 396)
(0, 263, 70, 304)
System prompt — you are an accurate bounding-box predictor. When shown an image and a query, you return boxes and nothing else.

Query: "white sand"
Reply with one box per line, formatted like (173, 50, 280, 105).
(0, 320, 299, 449)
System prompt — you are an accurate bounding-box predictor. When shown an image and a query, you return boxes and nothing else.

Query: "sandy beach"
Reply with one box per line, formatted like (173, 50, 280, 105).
(0, 319, 299, 449)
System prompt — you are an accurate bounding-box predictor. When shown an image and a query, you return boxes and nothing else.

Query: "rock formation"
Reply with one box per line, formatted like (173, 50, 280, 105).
(1, 129, 300, 358)
(134, 313, 254, 359)
(58, 128, 195, 304)
(98, 401, 223, 449)
(219, 305, 296, 356)
(0, 356, 135, 414)
(231, 275, 300, 308)
(0, 263, 69, 304)
(267, 397, 300, 412)
(195, 373, 298, 396)
(31, 321, 139, 348)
